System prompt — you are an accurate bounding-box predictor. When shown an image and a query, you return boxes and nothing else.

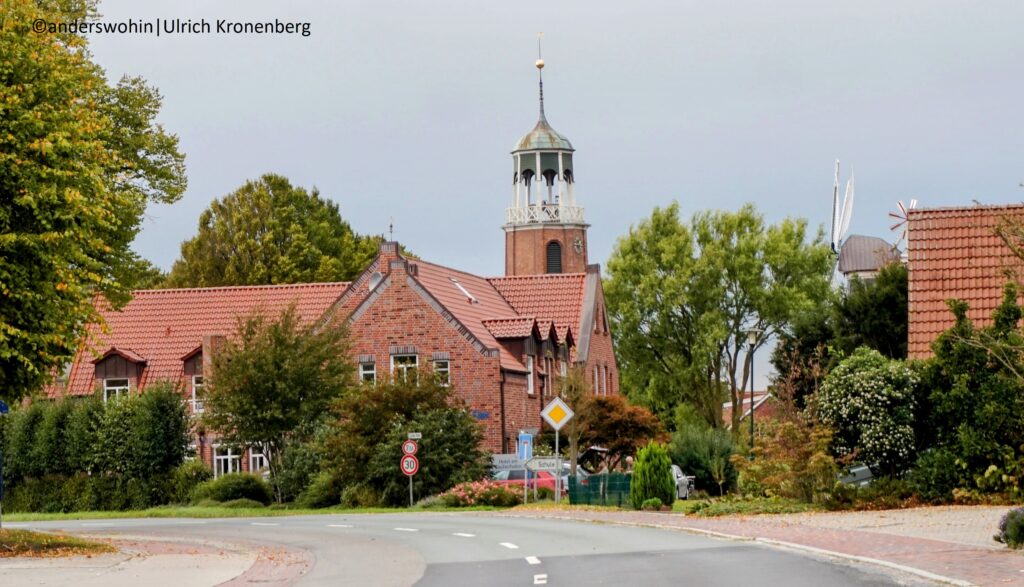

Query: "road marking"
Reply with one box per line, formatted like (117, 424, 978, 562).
(525, 556, 541, 565)
(176, 520, 207, 525)
(534, 574, 548, 585)
(4, 524, 27, 528)
(394, 527, 419, 532)
(251, 522, 279, 526)
(81, 522, 115, 527)
(452, 532, 475, 538)
(328, 524, 353, 528)
(499, 542, 519, 549)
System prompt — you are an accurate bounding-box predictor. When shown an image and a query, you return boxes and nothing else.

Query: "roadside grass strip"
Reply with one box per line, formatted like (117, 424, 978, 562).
(0, 529, 116, 558)
(6, 504, 503, 523)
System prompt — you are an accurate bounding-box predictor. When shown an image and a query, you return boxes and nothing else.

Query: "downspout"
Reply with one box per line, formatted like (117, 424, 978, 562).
(499, 370, 508, 454)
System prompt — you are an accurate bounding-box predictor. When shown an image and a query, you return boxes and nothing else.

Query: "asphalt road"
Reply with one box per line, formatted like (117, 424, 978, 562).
(16, 513, 925, 586)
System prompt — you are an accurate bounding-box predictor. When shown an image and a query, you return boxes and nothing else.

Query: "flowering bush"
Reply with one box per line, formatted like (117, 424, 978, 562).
(994, 507, 1024, 548)
(817, 347, 918, 476)
(439, 479, 522, 507)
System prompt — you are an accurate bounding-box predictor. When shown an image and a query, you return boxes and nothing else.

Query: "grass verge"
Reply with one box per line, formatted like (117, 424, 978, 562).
(0, 528, 115, 558)
(674, 496, 823, 516)
(5, 503, 501, 522)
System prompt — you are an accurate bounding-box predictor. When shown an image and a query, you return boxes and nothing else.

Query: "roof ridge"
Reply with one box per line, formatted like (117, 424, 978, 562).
(132, 282, 350, 295)
(909, 203, 1024, 214)
(487, 273, 586, 282)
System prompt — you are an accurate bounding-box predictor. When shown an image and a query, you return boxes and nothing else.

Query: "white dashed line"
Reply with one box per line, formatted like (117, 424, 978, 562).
(328, 524, 353, 528)
(394, 527, 419, 532)
(499, 542, 519, 549)
(525, 556, 541, 565)
(452, 532, 475, 538)
(534, 574, 548, 585)
(251, 522, 279, 526)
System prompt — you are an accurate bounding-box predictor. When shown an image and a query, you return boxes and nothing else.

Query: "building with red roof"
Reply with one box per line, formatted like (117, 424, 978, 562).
(907, 204, 1024, 358)
(49, 60, 619, 470)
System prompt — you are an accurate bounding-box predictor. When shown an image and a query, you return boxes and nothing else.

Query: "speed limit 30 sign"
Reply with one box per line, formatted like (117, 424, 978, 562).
(401, 454, 419, 476)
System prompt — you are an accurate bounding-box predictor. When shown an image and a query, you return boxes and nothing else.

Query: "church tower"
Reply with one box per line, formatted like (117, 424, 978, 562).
(504, 55, 589, 276)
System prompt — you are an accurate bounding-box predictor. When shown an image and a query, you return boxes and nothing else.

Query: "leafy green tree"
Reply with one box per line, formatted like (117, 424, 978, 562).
(770, 304, 836, 411)
(0, 0, 187, 401)
(817, 347, 918, 477)
(166, 174, 382, 287)
(204, 305, 353, 502)
(122, 257, 168, 290)
(322, 377, 488, 506)
(606, 202, 833, 430)
(833, 263, 908, 359)
(630, 442, 675, 509)
(669, 422, 737, 495)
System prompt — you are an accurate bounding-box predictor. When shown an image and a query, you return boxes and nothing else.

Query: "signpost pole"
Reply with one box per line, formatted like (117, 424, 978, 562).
(554, 429, 560, 504)
(409, 474, 414, 507)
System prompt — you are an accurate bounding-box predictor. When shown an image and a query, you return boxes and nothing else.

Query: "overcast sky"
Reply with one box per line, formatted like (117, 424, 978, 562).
(86, 0, 1024, 383)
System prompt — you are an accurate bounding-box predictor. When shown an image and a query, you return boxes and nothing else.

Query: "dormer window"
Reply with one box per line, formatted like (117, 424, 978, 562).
(104, 378, 129, 402)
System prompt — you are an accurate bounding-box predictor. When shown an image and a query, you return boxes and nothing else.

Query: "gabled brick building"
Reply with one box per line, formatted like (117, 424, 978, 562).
(907, 203, 1024, 358)
(49, 59, 620, 468)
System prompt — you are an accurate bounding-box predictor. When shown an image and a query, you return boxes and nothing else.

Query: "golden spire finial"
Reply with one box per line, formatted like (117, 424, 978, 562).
(536, 32, 544, 69)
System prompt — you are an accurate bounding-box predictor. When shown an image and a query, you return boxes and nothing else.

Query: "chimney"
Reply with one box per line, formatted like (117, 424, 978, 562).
(202, 334, 226, 376)
(378, 241, 402, 269)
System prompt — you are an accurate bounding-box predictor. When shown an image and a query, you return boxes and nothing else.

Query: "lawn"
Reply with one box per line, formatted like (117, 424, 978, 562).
(4, 503, 502, 522)
(0, 528, 115, 557)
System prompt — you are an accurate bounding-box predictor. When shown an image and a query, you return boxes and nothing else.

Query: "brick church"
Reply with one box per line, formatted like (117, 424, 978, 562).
(51, 60, 620, 474)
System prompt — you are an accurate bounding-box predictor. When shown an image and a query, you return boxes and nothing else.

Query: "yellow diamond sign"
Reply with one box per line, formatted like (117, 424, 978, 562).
(541, 397, 574, 431)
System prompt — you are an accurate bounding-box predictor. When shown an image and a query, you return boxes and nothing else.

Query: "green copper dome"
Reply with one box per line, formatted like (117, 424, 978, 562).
(513, 118, 574, 152)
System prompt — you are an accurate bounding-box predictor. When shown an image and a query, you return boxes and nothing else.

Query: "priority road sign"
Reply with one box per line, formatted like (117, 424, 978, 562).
(540, 397, 574, 431)
(401, 454, 419, 476)
(402, 439, 419, 455)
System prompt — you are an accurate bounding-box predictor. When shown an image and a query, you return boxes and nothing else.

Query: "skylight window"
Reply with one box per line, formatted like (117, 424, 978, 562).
(449, 277, 478, 304)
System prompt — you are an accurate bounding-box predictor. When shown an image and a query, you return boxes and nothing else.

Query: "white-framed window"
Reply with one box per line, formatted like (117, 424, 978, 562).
(214, 446, 241, 478)
(601, 365, 608, 396)
(526, 356, 535, 395)
(249, 450, 268, 473)
(391, 354, 418, 381)
(191, 375, 205, 413)
(186, 443, 198, 461)
(359, 362, 376, 384)
(433, 360, 450, 386)
(103, 378, 129, 402)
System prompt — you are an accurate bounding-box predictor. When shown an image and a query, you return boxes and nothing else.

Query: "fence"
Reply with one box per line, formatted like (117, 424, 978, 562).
(567, 473, 631, 507)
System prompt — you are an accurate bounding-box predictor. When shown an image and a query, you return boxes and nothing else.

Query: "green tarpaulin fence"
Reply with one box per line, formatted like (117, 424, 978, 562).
(567, 473, 631, 507)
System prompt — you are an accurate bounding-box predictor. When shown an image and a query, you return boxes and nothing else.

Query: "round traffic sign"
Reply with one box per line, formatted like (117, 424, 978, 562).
(402, 439, 419, 455)
(401, 454, 419, 476)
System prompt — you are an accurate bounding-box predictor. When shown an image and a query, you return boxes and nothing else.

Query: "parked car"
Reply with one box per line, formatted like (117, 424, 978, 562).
(491, 469, 559, 493)
(561, 462, 591, 489)
(671, 464, 695, 500)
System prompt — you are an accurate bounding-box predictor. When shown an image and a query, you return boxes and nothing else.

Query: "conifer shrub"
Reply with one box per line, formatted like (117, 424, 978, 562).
(629, 442, 675, 510)
(995, 507, 1024, 549)
(191, 473, 272, 505)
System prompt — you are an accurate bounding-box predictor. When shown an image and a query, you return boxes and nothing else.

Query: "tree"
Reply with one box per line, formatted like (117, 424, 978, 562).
(605, 202, 833, 431)
(578, 395, 665, 472)
(629, 442, 675, 509)
(0, 0, 187, 401)
(833, 263, 908, 359)
(817, 347, 918, 477)
(166, 174, 382, 287)
(204, 305, 353, 502)
(555, 367, 593, 476)
(321, 377, 489, 506)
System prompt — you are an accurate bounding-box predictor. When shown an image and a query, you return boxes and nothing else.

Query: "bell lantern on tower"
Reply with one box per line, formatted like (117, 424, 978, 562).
(504, 56, 589, 276)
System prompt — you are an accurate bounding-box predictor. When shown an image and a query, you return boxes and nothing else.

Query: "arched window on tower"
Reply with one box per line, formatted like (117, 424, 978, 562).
(546, 241, 562, 274)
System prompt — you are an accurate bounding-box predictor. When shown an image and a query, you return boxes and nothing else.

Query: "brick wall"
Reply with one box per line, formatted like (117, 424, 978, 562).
(583, 279, 620, 396)
(504, 225, 588, 276)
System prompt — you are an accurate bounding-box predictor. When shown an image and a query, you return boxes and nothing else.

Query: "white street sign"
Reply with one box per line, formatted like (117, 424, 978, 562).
(491, 453, 525, 470)
(525, 457, 559, 472)
(407, 432, 422, 440)
(540, 397, 574, 431)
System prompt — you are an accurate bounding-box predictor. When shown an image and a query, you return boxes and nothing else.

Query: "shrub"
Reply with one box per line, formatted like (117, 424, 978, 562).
(630, 442, 675, 510)
(172, 460, 213, 503)
(995, 507, 1024, 548)
(340, 484, 381, 508)
(669, 424, 736, 494)
(295, 472, 343, 509)
(439, 480, 522, 507)
(734, 419, 837, 503)
(220, 498, 265, 509)
(192, 473, 272, 505)
(641, 497, 663, 511)
(910, 448, 963, 503)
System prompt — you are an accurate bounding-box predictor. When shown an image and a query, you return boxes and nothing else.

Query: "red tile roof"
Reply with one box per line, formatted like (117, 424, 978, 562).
(91, 347, 147, 364)
(907, 204, 1024, 358)
(488, 273, 587, 346)
(57, 282, 348, 397)
(482, 317, 537, 339)
(411, 260, 526, 370)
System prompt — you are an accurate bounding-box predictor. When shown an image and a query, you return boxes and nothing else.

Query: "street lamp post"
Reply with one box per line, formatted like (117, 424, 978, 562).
(745, 330, 760, 456)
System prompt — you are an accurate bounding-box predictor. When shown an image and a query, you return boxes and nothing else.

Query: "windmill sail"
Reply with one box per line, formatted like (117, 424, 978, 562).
(838, 174, 855, 243)
(831, 160, 840, 252)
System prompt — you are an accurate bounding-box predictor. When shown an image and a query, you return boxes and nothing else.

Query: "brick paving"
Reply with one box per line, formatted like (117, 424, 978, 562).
(500, 506, 1024, 586)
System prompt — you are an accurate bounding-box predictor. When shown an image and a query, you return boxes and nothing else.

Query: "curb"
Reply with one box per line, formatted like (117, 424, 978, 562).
(499, 512, 975, 587)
